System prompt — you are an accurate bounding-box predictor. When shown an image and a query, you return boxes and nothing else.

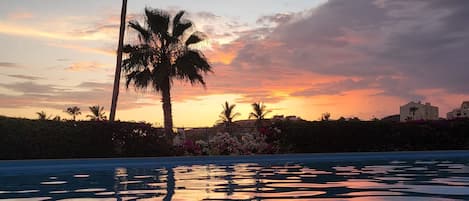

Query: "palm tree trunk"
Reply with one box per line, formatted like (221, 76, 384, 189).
(110, 0, 127, 122)
(161, 81, 174, 142)
(163, 166, 175, 201)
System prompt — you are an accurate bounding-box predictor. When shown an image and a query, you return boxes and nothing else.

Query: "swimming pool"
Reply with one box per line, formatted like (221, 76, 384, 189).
(1, 151, 468, 200)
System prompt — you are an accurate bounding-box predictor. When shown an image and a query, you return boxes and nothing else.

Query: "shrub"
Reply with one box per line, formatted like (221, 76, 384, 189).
(274, 120, 469, 153)
(0, 116, 171, 159)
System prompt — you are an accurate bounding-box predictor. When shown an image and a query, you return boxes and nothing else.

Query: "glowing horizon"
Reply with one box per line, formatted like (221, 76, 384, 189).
(1, 0, 469, 127)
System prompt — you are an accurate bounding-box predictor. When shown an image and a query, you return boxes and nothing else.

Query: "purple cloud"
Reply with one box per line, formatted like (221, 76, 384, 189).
(229, 0, 469, 100)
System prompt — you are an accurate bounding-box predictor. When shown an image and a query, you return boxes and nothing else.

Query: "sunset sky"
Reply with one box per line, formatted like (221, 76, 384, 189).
(1, 0, 468, 127)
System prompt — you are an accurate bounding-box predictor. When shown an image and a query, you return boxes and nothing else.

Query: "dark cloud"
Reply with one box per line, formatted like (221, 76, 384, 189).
(235, 91, 285, 104)
(229, 0, 469, 100)
(0, 62, 20, 68)
(191, 11, 219, 19)
(291, 77, 424, 101)
(291, 79, 373, 97)
(0, 81, 152, 110)
(256, 13, 294, 25)
(7, 74, 43, 80)
(0, 82, 60, 94)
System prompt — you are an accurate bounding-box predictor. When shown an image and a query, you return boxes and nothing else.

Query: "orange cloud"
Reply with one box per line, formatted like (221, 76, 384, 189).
(205, 41, 245, 65)
(48, 43, 115, 56)
(0, 21, 113, 41)
(208, 51, 237, 65)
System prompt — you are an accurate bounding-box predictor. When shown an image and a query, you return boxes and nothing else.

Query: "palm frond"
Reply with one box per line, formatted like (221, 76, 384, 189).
(144, 8, 170, 40)
(122, 44, 155, 72)
(128, 21, 151, 42)
(174, 50, 211, 86)
(126, 68, 152, 90)
(250, 102, 271, 120)
(185, 32, 205, 46)
(172, 11, 193, 39)
(88, 105, 106, 120)
(173, 21, 192, 39)
(173, 11, 185, 28)
(219, 101, 240, 123)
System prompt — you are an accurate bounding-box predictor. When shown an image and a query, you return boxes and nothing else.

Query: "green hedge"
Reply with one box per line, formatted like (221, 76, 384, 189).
(275, 120, 469, 153)
(2, 116, 468, 159)
(0, 116, 172, 159)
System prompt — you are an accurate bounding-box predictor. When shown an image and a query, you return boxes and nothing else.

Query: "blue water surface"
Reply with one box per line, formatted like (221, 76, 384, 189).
(1, 151, 469, 201)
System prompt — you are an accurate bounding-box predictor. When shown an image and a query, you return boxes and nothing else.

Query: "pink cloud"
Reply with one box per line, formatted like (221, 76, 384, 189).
(8, 12, 33, 20)
(65, 61, 108, 72)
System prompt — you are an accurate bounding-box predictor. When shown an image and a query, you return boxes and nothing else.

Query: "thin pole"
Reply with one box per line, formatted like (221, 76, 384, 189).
(110, 0, 127, 122)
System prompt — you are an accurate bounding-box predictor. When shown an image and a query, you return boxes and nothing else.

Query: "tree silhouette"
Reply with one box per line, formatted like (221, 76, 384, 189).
(87, 105, 107, 121)
(65, 106, 81, 121)
(36, 111, 50, 120)
(122, 8, 212, 140)
(218, 101, 241, 129)
(110, 0, 127, 122)
(52, 115, 61, 121)
(249, 102, 271, 127)
(321, 112, 331, 121)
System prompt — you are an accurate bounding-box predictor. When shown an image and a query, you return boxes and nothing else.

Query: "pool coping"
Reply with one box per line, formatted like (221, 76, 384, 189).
(0, 150, 468, 175)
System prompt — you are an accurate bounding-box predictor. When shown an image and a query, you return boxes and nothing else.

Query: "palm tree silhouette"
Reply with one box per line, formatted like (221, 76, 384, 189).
(36, 111, 50, 120)
(52, 115, 61, 121)
(65, 106, 81, 121)
(218, 101, 241, 129)
(249, 102, 271, 127)
(110, 0, 127, 122)
(87, 105, 107, 121)
(122, 8, 212, 139)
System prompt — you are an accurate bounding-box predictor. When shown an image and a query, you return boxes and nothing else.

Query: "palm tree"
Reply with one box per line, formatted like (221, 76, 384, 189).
(122, 8, 212, 139)
(87, 105, 107, 121)
(249, 102, 271, 127)
(110, 0, 128, 122)
(52, 115, 61, 121)
(65, 106, 81, 121)
(36, 111, 50, 120)
(218, 101, 241, 129)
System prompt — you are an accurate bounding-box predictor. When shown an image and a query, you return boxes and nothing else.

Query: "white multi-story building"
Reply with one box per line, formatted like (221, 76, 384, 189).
(400, 101, 439, 122)
(447, 101, 469, 120)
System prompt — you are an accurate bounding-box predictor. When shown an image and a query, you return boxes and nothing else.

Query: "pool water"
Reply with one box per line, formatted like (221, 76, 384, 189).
(0, 151, 469, 200)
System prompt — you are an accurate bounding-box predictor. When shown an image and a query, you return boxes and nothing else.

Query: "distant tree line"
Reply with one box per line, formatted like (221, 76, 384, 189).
(36, 105, 107, 121)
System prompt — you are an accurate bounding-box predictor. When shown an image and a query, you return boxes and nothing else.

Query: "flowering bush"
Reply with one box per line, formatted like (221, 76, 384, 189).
(174, 126, 282, 156)
(209, 132, 241, 155)
(195, 140, 209, 155)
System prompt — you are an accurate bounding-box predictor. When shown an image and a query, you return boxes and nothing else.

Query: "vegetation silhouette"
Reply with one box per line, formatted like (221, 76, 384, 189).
(36, 111, 50, 120)
(52, 115, 61, 121)
(217, 101, 241, 130)
(2, 115, 469, 159)
(65, 106, 81, 121)
(110, 0, 127, 122)
(249, 102, 271, 128)
(122, 8, 212, 140)
(321, 112, 331, 121)
(87, 105, 107, 121)
(0, 116, 170, 159)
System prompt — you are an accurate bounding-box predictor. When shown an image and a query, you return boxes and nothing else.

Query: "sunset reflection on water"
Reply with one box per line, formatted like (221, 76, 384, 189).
(1, 158, 469, 200)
